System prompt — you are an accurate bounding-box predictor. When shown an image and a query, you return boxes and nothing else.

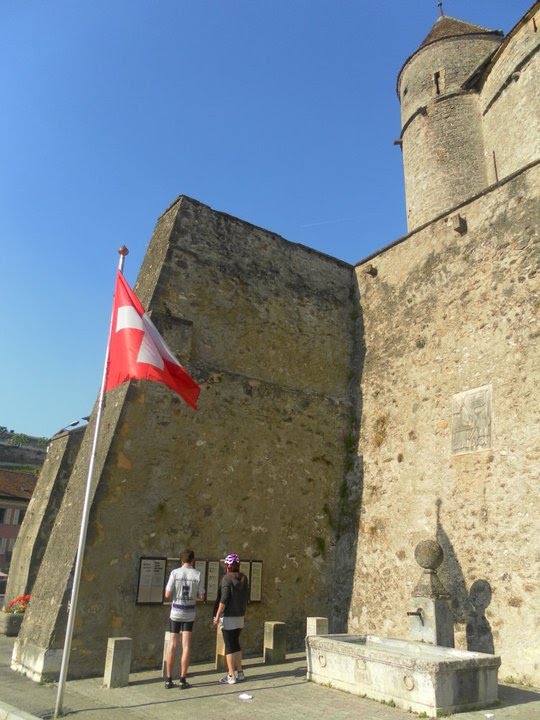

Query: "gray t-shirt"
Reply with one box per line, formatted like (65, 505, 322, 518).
(220, 572, 249, 618)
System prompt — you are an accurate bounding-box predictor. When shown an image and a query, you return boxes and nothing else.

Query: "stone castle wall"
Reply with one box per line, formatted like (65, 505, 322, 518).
(401, 94, 486, 229)
(13, 197, 359, 679)
(398, 35, 501, 121)
(399, 6, 540, 231)
(482, 6, 540, 184)
(350, 162, 539, 684)
(398, 34, 501, 230)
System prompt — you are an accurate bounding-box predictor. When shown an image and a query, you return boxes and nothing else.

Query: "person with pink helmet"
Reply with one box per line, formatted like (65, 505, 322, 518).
(213, 553, 249, 684)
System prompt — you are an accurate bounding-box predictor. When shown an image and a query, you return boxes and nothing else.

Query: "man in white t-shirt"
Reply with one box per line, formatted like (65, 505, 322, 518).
(164, 549, 205, 689)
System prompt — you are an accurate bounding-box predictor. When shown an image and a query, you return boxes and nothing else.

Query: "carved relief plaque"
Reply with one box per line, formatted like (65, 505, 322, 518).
(451, 385, 492, 455)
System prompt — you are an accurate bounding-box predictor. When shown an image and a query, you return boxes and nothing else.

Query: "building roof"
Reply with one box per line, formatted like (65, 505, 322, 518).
(419, 16, 503, 49)
(0, 469, 37, 501)
(397, 13, 505, 96)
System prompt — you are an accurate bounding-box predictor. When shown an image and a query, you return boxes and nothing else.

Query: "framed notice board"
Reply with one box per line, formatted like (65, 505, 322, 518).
(206, 560, 221, 602)
(249, 561, 262, 602)
(162, 558, 210, 603)
(155, 556, 263, 604)
(136, 557, 167, 604)
(195, 559, 207, 595)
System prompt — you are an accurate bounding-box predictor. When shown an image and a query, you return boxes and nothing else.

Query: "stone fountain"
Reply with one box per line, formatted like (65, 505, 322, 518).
(306, 540, 501, 717)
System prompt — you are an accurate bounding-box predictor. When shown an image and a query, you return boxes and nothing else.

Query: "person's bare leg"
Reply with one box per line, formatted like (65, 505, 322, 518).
(233, 650, 242, 673)
(225, 652, 235, 677)
(166, 633, 178, 680)
(180, 631, 192, 679)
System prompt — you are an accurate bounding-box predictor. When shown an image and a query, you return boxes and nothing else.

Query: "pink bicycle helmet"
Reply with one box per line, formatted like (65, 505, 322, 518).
(224, 553, 239, 565)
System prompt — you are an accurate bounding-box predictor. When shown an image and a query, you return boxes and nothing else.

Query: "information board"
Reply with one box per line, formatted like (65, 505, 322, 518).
(206, 560, 221, 602)
(250, 560, 262, 602)
(136, 557, 167, 604)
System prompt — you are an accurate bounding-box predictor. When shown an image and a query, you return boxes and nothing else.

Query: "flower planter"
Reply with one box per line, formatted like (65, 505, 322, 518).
(0, 612, 24, 637)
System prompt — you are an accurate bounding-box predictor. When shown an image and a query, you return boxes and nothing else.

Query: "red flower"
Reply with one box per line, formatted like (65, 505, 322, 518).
(3, 594, 30, 614)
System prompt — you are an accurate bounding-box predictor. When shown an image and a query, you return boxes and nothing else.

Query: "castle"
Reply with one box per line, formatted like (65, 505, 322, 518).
(7, 2, 539, 686)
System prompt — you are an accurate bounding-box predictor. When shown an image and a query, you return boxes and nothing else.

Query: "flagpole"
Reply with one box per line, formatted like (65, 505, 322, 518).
(54, 246, 129, 719)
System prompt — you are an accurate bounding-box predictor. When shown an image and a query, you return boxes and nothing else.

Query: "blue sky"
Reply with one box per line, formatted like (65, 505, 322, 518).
(0, 0, 532, 439)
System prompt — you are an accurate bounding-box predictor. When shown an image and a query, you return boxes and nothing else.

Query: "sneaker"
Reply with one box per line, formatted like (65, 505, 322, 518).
(219, 674, 236, 684)
(179, 678, 192, 689)
(164, 679, 175, 689)
(236, 671, 245, 681)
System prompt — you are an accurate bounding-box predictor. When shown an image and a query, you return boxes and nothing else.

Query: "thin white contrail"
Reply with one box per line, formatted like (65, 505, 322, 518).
(300, 217, 355, 228)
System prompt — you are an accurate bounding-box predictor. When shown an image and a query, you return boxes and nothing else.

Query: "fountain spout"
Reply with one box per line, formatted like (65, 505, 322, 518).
(409, 539, 454, 647)
(407, 609, 424, 625)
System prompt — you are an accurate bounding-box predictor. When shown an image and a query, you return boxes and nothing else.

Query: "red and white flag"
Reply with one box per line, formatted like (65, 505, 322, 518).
(105, 271, 200, 410)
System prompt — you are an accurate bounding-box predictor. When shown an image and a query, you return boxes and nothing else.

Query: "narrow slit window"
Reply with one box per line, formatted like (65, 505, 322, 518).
(434, 71, 441, 95)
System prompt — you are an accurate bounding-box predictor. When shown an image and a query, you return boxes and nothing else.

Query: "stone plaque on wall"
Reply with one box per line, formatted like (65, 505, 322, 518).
(451, 385, 492, 455)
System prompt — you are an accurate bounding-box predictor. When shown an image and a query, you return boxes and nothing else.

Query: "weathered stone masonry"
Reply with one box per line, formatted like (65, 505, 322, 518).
(13, 197, 359, 679)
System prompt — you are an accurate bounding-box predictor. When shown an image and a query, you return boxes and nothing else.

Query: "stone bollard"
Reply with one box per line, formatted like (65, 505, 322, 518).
(215, 628, 227, 671)
(264, 621, 286, 664)
(306, 616, 328, 636)
(103, 637, 132, 688)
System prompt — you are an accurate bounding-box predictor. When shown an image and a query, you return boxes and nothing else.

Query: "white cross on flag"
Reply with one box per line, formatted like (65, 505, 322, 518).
(104, 271, 200, 409)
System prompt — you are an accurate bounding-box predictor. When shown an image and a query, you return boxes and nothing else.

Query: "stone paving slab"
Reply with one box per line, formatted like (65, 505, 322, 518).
(1, 635, 539, 720)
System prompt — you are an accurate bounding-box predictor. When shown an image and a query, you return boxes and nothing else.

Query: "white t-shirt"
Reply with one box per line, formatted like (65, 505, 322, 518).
(166, 566, 201, 622)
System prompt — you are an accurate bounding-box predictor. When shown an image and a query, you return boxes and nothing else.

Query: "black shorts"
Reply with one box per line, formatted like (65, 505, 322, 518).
(169, 620, 194, 634)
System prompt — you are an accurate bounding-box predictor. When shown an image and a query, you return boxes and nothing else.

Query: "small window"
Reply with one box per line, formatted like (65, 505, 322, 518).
(434, 71, 441, 95)
(433, 68, 445, 95)
(0, 508, 6, 524)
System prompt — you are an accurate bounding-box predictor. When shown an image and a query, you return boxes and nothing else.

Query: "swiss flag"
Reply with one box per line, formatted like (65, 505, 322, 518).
(105, 271, 200, 410)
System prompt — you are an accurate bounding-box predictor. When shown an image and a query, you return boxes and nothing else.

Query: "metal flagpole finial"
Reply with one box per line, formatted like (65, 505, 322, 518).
(118, 245, 129, 272)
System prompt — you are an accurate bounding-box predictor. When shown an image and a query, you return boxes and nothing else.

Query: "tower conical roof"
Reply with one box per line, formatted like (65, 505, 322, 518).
(419, 15, 502, 49)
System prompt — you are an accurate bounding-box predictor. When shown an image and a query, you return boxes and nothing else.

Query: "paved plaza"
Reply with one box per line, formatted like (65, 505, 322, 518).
(1, 635, 539, 720)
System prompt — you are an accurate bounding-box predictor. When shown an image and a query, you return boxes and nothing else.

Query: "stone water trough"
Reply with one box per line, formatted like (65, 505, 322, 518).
(306, 540, 502, 717)
(306, 633, 500, 717)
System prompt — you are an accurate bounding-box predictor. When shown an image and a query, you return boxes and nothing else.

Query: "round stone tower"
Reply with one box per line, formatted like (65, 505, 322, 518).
(397, 15, 503, 231)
